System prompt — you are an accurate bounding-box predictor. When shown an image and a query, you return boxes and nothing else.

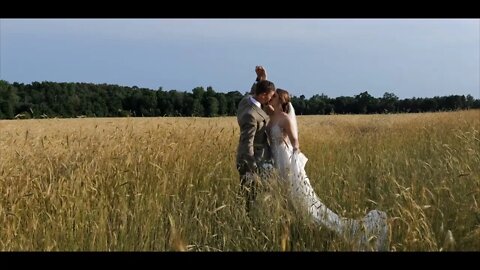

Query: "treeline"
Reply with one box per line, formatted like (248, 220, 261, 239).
(0, 80, 479, 119)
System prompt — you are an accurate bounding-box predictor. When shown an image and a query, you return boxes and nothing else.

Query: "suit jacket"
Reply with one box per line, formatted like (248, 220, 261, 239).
(236, 95, 272, 173)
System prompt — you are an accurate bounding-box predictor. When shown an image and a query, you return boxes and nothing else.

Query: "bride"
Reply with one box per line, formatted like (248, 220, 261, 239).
(266, 88, 389, 251)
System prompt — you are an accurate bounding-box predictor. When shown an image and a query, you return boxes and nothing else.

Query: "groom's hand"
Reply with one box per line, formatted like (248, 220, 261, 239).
(255, 66, 267, 81)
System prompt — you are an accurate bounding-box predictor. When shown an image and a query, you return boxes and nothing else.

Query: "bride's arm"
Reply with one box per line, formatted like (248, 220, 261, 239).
(283, 116, 300, 152)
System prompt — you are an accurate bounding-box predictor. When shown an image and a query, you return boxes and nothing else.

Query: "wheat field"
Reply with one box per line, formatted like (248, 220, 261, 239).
(0, 110, 479, 251)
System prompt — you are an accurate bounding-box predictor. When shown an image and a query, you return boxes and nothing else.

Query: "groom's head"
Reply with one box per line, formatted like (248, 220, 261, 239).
(253, 80, 276, 105)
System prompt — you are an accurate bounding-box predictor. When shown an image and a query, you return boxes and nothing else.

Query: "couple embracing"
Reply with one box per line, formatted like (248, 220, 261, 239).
(235, 66, 389, 251)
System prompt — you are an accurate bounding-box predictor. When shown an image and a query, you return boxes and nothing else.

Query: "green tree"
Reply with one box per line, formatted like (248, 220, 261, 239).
(354, 91, 374, 114)
(308, 94, 328, 114)
(206, 96, 219, 117)
(465, 94, 475, 109)
(381, 92, 398, 113)
(0, 81, 19, 119)
(217, 94, 228, 116)
(192, 98, 204, 116)
(192, 87, 205, 100)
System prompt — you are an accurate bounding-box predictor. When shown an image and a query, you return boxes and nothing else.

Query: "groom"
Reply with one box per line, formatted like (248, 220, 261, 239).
(236, 66, 276, 213)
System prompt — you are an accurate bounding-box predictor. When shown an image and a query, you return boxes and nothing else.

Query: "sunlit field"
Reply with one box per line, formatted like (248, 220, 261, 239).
(0, 110, 479, 251)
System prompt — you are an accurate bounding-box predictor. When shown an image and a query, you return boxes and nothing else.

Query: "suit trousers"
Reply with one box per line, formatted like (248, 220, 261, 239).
(237, 160, 274, 213)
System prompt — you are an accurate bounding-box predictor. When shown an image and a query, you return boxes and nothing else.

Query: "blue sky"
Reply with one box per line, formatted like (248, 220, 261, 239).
(1, 19, 479, 99)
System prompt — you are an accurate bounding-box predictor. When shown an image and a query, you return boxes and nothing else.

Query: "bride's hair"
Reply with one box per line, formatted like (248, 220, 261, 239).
(276, 89, 291, 113)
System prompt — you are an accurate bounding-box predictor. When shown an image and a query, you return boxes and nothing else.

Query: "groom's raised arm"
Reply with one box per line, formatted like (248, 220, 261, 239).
(250, 66, 268, 94)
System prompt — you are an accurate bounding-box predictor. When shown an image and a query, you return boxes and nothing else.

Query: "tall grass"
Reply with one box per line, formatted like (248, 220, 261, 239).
(0, 110, 478, 251)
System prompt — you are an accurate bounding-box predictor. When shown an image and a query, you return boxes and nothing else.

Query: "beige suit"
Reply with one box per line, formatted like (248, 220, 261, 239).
(236, 95, 272, 175)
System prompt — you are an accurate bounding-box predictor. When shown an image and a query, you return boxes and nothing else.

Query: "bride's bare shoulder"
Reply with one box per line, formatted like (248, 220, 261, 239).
(275, 113, 292, 131)
(279, 112, 290, 121)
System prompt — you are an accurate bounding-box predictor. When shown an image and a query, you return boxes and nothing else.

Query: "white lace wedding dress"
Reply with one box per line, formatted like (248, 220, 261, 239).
(269, 104, 389, 251)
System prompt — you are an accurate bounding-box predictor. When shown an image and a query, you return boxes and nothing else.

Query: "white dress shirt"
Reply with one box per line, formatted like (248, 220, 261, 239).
(249, 96, 261, 109)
